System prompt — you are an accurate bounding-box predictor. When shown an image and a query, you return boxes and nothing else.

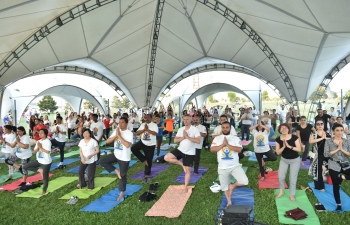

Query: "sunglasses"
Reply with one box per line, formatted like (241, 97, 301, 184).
(316, 123, 324, 126)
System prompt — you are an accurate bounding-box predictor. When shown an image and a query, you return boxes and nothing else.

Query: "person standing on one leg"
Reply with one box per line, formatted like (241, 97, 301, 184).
(23, 129, 52, 195)
(77, 129, 99, 191)
(211, 121, 248, 207)
(249, 120, 277, 180)
(193, 116, 207, 175)
(89, 114, 105, 160)
(0, 125, 16, 181)
(100, 117, 133, 201)
(50, 116, 67, 169)
(240, 108, 252, 141)
(164, 115, 200, 192)
(131, 114, 158, 184)
(5, 127, 32, 185)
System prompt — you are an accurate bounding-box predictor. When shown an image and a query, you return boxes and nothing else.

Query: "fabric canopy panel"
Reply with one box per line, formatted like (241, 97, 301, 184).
(1, 0, 350, 107)
(1, 85, 106, 124)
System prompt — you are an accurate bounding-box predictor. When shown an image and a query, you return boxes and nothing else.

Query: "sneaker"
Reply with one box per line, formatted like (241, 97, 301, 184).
(66, 196, 75, 204)
(146, 177, 152, 184)
(142, 178, 147, 184)
(70, 196, 79, 205)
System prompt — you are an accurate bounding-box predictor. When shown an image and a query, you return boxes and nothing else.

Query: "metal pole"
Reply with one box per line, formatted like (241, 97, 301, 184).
(341, 89, 344, 120)
(14, 100, 17, 126)
(179, 96, 181, 128)
(107, 99, 110, 115)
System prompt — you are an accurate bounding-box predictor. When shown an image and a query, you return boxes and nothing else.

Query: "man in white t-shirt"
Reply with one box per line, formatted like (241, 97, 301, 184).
(164, 115, 200, 192)
(212, 115, 237, 138)
(100, 117, 133, 201)
(90, 114, 106, 160)
(240, 108, 253, 141)
(223, 108, 233, 123)
(210, 121, 248, 207)
(193, 116, 207, 175)
(131, 114, 158, 184)
(277, 105, 288, 124)
(50, 116, 67, 169)
(250, 106, 259, 126)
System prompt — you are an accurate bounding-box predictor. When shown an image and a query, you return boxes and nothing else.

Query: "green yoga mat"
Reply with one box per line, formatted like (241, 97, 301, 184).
(216, 167, 248, 183)
(274, 189, 320, 225)
(59, 177, 115, 199)
(0, 171, 35, 184)
(16, 177, 78, 198)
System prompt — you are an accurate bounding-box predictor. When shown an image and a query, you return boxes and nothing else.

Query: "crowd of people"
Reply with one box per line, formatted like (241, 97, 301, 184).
(0, 102, 349, 211)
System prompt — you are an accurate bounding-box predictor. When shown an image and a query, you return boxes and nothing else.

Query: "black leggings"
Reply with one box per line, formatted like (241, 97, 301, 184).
(68, 128, 74, 139)
(329, 169, 350, 204)
(131, 141, 155, 176)
(255, 149, 277, 177)
(194, 148, 201, 173)
(163, 130, 173, 145)
(23, 160, 51, 192)
(156, 135, 163, 156)
(78, 162, 96, 189)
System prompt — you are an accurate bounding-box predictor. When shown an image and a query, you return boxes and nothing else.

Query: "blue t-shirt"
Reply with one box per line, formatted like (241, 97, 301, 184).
(157, 122, 163, 136)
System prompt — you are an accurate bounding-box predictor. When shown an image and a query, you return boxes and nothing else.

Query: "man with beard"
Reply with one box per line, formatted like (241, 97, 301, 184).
(211, 121, 248, 207)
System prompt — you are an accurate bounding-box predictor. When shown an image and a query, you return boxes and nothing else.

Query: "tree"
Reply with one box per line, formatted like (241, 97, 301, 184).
(308, 87, 328, 101)
(343, 90, 350, 100)
(241, 98, 247, 103)
(262, 90, 270, 101)
(64, 102, 73, 112)
(37, 95, 58, 112)
(111, 96, 130, 109)
(333, 92, 338, 99)
(208, 95, 215, 103)
(83, 101, 95, 112)
(227, 92, 237, 102)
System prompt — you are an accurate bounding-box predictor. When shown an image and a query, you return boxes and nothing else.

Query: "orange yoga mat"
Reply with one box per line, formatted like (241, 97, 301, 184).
(145, 185, 194, 218)
(258, 171, 288, 189)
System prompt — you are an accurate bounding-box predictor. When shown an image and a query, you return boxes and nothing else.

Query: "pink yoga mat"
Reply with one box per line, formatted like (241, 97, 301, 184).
(258, 171, 288, 189)
(145, 185, 194, 218)
(0, 173, 54, 191)
(241, 140, 252, 146)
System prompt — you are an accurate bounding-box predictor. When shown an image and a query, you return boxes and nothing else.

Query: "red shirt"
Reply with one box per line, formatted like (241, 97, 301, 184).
(33, 124, 47, 141)
(104, 119, 110, 129)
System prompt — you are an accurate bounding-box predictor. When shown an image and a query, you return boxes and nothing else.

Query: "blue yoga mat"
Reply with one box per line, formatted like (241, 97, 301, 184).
(248, 152, 267, 162)
(217, 187, 254, 220)
(100, 150, 111, 154)
(100, 160, 137, 174)
(308, 182, 350, 212)
(50, 158, 81, 171)
(153, 151, 168, 160)
(80, 184, 143, 212)
(65, 165, 87, 174)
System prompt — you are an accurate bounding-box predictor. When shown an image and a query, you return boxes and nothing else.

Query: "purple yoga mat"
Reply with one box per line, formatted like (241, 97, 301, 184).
(300, 159, 311, 169)
(130, 164, 170, 180)
(173, 167, 208, 184)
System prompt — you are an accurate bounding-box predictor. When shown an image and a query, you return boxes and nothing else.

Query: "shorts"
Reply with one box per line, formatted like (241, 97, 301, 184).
(170, 149, 195, 167)
(218, 165, 249, 191)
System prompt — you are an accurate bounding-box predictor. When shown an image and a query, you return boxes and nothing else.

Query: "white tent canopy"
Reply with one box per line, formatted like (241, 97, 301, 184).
(1, 85, 107, 125)
(1, 0, 350, 107)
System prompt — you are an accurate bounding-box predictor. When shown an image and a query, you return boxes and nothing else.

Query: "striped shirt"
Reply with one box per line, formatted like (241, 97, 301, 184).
(324, 138, 350, 172)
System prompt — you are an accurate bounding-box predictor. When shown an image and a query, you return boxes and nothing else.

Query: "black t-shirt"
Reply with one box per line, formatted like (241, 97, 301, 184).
(290, 116, 300, 128)
(314, 114, 331, 131)
(296, 124, 313, 141)
(275, 135, 299, 159)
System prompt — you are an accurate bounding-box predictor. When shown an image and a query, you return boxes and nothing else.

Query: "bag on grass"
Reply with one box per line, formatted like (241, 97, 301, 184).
(139, 192, 156, 202)
(284, 207, 307, 220)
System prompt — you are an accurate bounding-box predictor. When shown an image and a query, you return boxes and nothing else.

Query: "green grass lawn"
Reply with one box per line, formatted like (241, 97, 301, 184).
(1, 124, 349, 224)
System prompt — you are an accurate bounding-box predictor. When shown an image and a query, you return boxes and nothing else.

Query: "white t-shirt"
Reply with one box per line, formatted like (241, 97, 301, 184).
(260, 117, 272, 127)
(251, 110, 259, 118)
(329, 111, 336, 117)
(15, 135, 32, 159)
(35, 138, 52, 165)
(342, 124, 348, 139)
(43, 120, 50, 125)
(223, 112, 232, 123)
(51, 124, 67, 142)
(211, 135, 242, 169)
(1, 133, 16, 154)
(110, 129, 133, 161)
(278, 109, 288, 120)
(251, 129, 270, 153)
(78, 139, 98, 164)
(213, 125, 237, 136)
(130, 117, 140, 129)
(138, 122, 158, 146)
(241, 113, 253, 125)
(90, 121, 106, 141)
(176, 126, 200, 155)
(194, 124, 207, 149)
(67, 118, 76, 129)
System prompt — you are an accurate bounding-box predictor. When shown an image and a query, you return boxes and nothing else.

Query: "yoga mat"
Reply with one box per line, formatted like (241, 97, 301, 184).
(101, 146, 114, 150)
(300, 159, 311, 169)
(241, 140, 252, 146)
(160, 144, 177, 150)
(50, 158, 81, 171)
(16, 176, 78, 198)
(248, 152, 267, 162)
(100, 160, 137, 174)
(217, 187, 254, 220)
(275, 189, 320, 224)
(153, 151, 168, 160)
(258, 171, 288, 189)
(173, 167, 208, 184)
(269, 141, 276, 147)
(0, 171, 35, 184)
(100, 149, 111, 154)
(65, 165, 86, 174)
(216, 166, 248, 183)
(51, 150, 80, 159)
(0, 173, 53, 191)
(145, 185, 194, 218)
(59, 177, 115, 199)
(308, 182, 350, 212)
(65, 141, 79, 147)
(130, 164, 170, 180)
(80, 184, 143, 212)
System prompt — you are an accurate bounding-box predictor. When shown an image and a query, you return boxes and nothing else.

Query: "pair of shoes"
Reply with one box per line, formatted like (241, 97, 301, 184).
(57, 165, 66, 169)
(149, 182, 159, 192)
(67, 196, 79, 204)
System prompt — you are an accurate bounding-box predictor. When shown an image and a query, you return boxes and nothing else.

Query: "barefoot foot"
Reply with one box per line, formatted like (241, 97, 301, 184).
(275, 190, 284, 199)
(260, 176, 265, 181)
(290, 195, 296, 201)
(183, 186, 188, 193)
(117, 192, 124, 201)
(226, 202, 232, 208)
(41, 191, 46, 195)
(77, 184, 81, 189)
